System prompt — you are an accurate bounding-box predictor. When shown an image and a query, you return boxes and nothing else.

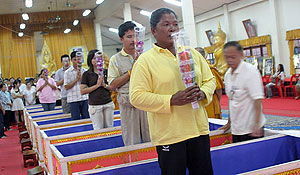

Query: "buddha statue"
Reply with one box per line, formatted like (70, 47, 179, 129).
(212, 23, 228, 79)
(39, 41, 57, 76)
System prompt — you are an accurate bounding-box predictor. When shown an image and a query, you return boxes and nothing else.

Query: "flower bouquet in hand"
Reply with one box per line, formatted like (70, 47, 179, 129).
(76, 52, 83, 70)
(171, 31, 199, 109)
(134, 26, 145, 58)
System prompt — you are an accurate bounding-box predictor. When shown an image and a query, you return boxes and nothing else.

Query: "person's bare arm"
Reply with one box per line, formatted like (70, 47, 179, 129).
(109, 73, 130, 91)
(65, 71, 81, 90)
(249, 99, 263, 137)
(56, 78, 64, 86)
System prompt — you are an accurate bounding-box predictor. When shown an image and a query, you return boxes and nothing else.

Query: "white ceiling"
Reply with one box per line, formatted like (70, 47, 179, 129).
(0, 0, 238, 46)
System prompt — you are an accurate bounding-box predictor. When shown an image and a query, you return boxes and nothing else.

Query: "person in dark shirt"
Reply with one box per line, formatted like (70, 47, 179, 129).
(81, 49, 115, 130)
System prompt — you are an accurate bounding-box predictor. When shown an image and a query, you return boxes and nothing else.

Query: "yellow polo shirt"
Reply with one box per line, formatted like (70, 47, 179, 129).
(107, 48, 133, 85)
(130, 44, 216, 146)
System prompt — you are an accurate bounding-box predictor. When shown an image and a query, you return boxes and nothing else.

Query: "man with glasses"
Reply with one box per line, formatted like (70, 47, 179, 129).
(64, 51, 90, 120)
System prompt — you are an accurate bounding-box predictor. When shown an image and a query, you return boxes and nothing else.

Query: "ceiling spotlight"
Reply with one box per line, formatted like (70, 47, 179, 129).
(18, 32, 24, 37)
(140, 10, 151, 17)
(25, 0, 33, 8)
(82, 9, 91, 16)
(22, 13, 29, 20)
(64, 28, 71, 34)
(20, 23, 26, 29)
(96, 0, 104, 4)
(73, 19, 79, 26)
(163, 0, 182, 6)
(109, 28, 118, 33)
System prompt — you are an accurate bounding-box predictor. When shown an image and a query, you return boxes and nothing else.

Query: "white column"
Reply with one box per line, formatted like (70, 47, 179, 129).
(269, 0, 283, 71)
(181, 0, 197, 47)
(223, 4, 231, 41)
(94, 21, 103, 52)
(123, 3, 132, 22)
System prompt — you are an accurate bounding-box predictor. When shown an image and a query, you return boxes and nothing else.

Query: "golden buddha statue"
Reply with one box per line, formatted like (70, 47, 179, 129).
(212, 23, 228, 79)
(39, 41, 57, 76)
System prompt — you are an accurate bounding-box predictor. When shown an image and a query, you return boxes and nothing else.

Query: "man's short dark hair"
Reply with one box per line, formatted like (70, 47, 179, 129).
(223, 41, 243, 52)
(61, 54, 70, 62)
(150, 8, 177, 29)
(70, 51, 78, 59)
(118, 21, 136, 38)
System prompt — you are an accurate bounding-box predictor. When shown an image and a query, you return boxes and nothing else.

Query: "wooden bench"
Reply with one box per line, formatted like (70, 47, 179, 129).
(27, 166, 44, 175)
(21, 138, 32, 151)
(19, 131, 29, 142)
(23, 150, 38, 168)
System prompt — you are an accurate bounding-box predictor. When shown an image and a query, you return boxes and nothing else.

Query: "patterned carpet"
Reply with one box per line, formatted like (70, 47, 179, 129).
(221, 110, 300, 130)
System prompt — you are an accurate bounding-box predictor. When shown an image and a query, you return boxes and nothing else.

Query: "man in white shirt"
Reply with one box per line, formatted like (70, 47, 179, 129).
(55, 54, 71, 114)
(64, 51, 89, 120)
(220, 41, 265, 143)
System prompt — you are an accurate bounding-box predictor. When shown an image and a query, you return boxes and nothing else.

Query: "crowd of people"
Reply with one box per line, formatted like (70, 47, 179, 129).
(0, 7, 293, 175)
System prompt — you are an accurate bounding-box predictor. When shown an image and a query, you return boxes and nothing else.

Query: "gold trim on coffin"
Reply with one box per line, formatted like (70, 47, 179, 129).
(274, 168, 300, 175)
(50, 130, 122, 144)
(66, 147, 156, 175)
(42, 121, 91, 130)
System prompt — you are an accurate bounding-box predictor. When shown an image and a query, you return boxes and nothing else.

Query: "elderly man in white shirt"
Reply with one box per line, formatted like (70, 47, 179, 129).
(220, 41, 265, 143)
(64, 51, 89, 120)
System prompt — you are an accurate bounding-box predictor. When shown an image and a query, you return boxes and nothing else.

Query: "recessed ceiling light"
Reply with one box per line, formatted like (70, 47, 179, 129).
(20, 23, 26, 29)
(73, 19, 79, 26)
(22, 13, 29, 20)
(140, 10, 151, 17)
(109, 28, 118, 33)
(64, 28, 71, 34)
(18, 32, 24, 37)
(25, 0, 33, 8)
(96, 0, 104, 4)
(82, 9, 91, 16)
(163, 0, 182, 7)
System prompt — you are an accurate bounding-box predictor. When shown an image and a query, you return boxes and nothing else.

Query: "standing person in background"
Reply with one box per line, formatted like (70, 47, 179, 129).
(18, 78, 26, 93)
(64, 51, 89, 120)
(0, 84, 13, 132)
(220, 41, 265, 143)
(265, 64, 285, 99)
(130, 8, 215, 175)
(11, 80, 24, 123)
(195, 47, 224, 119)
(55, 54, 71, 113)
(8, 77, 14, 91)
(81, 49, 115, 130)
(0, 103, 5, 138)
(108, 21, 150, 146)
(23, 81, 36, 106)
(36, 69, 57, 111)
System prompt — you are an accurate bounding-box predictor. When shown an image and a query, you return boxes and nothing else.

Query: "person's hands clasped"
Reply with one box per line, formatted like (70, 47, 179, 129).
(76, 70, 82, 81)
(171, 85, 201, 106)
(96, 75, 104, 88)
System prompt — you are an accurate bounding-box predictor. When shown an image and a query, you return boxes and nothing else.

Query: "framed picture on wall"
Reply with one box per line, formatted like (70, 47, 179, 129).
(205, 30, 215, 46)
(242, 19, 257, 38)
(263, 57, 274, 76)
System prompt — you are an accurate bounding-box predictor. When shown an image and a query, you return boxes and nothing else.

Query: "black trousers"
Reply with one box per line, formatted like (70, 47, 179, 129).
(4, 110, 12, 130)
(232, 134, 264, 143)
(156, 135, 213, 175)
(0, 110, 4, 137)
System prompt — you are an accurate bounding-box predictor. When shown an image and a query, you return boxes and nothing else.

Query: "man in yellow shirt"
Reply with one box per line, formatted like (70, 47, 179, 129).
(196, 47, 224, 119)
(107, 21, 150, 146)
(130, 8, 215, 175)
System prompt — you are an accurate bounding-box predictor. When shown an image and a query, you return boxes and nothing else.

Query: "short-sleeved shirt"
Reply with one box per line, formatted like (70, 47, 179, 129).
(55, 67, 68, 98)
(107, 48, 134, 85)
(64, 66, 88, 103)
(36, 78, 57, 103)
(224, 61, 265, 135)
(81, 69, 112, 105)
(0, 91, 11, 110)
(23, 87, 36, 106)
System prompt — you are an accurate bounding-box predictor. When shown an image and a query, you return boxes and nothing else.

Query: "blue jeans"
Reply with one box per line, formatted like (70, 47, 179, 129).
(69, 100, 90, 120)
(0, 110, 4, 138)
(41, 103, 56, 111)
